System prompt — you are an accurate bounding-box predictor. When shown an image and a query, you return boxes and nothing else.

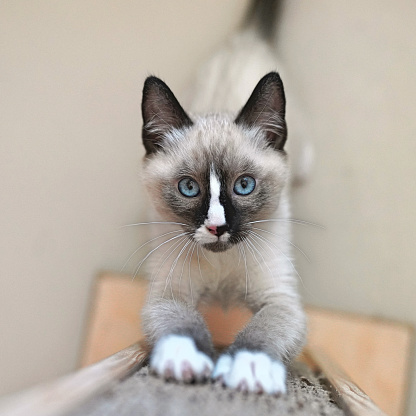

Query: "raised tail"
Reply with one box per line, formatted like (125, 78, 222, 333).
(243, 0, 282, 41)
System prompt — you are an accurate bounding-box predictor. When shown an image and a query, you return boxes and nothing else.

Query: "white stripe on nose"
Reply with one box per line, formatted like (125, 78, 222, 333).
(206, 170, 226, 226)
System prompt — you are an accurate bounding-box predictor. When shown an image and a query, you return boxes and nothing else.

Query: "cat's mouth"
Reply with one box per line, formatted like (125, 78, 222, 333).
(193, 223, 234, 251)
(202, 240, 232, 253)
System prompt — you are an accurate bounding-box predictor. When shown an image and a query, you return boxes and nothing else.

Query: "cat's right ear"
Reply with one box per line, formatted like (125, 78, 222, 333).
(141, 76, 193, 155)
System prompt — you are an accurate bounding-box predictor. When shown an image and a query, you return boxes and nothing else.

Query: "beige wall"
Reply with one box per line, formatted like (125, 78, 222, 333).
(0, 0, 249, 396)
(277, 2, 416, 414)
(1, 1, 415, 414)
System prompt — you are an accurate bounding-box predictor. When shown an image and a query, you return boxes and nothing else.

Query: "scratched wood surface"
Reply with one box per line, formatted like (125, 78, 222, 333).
(0, 342, 337, 416)
(0, 340, 387, 416)
(306, 348, 387, 416)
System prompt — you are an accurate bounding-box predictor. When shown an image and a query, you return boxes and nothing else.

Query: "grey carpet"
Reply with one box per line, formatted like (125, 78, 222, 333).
(68, 362, 344, 416)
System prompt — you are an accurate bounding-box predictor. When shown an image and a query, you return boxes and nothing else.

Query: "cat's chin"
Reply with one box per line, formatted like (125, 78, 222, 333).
(202, 241, 232, 253)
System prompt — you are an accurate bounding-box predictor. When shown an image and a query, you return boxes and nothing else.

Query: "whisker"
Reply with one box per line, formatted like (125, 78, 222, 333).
(245, 238, 264, 272)
(246, 219, 324, 229)
(121, 221, 189, 228)
(201, 247, 214, 267)
(246, 235, 280, 289)
(178, 240, 195, 299)
(163, 238, 193, 298)
(250, 231, 307, 291)
(237, 243, 242, 267)
(149, 236, 189, 297)
(244, 237, 277, 292)
(244, 238, 264, 274)
(251, 227, 311, 262)
(188, 242, 197, 306)
(238, 238, 249, 300)
(120, 229, 183, 272)
(196, 245, 206, 283)
(132, 232, 190, 281)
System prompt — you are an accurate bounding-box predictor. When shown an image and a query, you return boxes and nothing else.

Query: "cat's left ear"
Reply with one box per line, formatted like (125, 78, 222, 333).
(141, 76, 193, 155)
(235, 72, 287, 150)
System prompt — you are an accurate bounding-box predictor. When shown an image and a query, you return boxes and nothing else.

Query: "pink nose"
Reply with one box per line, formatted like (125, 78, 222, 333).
(206, 225, 229, 237)
(206, 225, 217, 235)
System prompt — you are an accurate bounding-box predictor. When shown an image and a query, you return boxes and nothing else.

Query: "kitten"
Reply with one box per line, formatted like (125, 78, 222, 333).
(140, 72, 306, 395)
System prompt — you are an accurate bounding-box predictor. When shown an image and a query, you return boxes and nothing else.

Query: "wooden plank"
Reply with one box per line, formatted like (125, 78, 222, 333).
(0, 343, 147, 416)
(306, 348, 387, 416)
(0, 342, 373, 416)
(81, 273, 148, 366)
(307, 307, 413, 416)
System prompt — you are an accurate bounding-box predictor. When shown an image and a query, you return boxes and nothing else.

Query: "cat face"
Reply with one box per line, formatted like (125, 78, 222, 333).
(141, 73, 289, 252)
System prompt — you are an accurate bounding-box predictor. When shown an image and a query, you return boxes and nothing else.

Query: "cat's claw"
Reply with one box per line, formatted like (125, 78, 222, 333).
(213, 350, 286, 395)
(150, 335, 213, 382)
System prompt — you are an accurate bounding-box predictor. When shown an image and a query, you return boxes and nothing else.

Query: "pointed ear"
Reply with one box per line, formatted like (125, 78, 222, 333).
(235, 72, 287, 150)
(141, 76, 193, 155)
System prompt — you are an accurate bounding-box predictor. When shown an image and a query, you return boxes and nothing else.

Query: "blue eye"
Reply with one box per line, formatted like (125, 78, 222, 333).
(178, 177, 200, 197)
(234, 176, 256, 196)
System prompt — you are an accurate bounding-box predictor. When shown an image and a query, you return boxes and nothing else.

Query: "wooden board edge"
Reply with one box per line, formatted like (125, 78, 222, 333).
(305, 347, 387, 416)
(305, 304, 415, 333)
(0, 341, 389, 416)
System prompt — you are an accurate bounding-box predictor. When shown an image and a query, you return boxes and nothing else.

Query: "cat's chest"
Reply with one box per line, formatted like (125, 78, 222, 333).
(194, 248, 256, 305)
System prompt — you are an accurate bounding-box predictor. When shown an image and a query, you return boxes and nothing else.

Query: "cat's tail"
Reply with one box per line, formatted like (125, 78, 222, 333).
(186, 0, 313, 186)
(185, 0, 281, 114)
(242, 0, 282, 41)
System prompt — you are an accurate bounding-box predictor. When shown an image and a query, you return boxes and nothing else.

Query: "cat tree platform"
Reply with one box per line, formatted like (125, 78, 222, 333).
(0, 341, 384, 416)
(0, 272, 409, 416)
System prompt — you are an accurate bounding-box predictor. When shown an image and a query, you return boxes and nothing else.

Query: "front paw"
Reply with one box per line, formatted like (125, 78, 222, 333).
(212, 351, 286, 395)
(150, 335, 213, 382)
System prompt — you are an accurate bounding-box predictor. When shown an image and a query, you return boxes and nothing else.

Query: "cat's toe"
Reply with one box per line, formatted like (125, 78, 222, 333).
(150, 335, 213, 383)
(212, 354, 232, 382)
(216, 350, 286, 395)
(270, 360, 287, 395)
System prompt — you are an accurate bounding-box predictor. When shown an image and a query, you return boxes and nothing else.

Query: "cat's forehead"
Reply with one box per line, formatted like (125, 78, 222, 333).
(176, 115, 267, 169)
(145, 113, 287, 181)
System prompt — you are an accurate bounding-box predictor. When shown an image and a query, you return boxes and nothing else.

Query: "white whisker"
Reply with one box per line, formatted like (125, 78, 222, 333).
(163, 238, 193, 298)
(120, 229, 183, 272)
(246, 235, 280, 289)
(132, 232, 190, 281)
(149, 236, 189, 297)
(178, 240, 195, 299)
(244, 239, 264, 274)
(201, 247, 214, 267)
(250, 231, 307, 291)
(188, 242, 197, 306)
(196, 245, 205, 283)
(238, 239, 249, 300)
(121, 221, 189, 228)
(251, 227, 311, 262)
(246, 219, 324, 228)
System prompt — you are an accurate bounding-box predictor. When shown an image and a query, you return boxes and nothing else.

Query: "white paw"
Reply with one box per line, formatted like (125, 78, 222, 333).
(150, 335, 213, 382)
(213, 351, 286, 395)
